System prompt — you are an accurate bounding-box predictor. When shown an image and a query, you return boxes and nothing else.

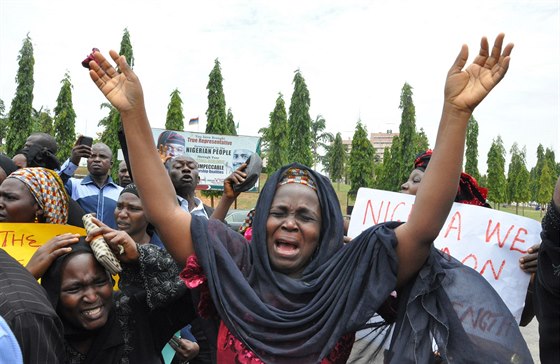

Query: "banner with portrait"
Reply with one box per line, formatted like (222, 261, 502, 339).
(152, 128, 261, 191)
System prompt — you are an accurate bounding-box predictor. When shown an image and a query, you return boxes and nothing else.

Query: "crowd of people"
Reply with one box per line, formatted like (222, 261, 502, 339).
(0, 33, 558, 364)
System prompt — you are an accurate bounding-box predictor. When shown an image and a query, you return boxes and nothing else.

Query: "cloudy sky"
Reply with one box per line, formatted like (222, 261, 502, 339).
(1, 0, 558, 173)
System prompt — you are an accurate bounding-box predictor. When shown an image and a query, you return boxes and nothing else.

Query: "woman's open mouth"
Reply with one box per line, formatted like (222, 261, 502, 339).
(274, 240, 299, 257)
(81, 305, 104, 321)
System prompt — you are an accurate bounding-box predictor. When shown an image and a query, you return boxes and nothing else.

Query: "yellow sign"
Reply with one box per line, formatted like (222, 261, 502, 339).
(0, 223, 86, 265)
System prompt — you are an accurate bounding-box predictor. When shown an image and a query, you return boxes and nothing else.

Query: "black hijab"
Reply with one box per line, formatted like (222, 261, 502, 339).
(42, 239, 96, 309)
(41, 239, 120, 358)
(191, 163, 400, 363)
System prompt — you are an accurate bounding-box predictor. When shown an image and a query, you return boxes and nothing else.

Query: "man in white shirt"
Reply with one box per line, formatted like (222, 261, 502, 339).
(167, 155, 213, 217)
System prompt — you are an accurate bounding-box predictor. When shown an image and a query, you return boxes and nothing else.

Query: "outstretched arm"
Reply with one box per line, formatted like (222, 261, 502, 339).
(394, 34, 513, 287)
(88, 51, 193, 264)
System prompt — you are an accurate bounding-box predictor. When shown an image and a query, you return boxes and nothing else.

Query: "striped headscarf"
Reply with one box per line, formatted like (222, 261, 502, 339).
(8, 167, 69, 224)
(278, 167, 317, 191)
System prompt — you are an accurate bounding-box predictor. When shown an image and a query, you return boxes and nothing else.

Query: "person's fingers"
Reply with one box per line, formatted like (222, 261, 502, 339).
(85, 225, 113, 242)
(488, 33, 505, 67)
(50, 246, 73, 258)
(234, 170, 247, 178)
(520, 252, 538, 264)
(523, 259, 538, 268)
(448, 44, 469, 77)
(110, 50, 134, 80)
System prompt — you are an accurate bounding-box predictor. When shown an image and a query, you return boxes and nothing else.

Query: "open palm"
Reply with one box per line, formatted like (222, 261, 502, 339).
(89, 50, 144, 113)
(445, 33, 513, 112)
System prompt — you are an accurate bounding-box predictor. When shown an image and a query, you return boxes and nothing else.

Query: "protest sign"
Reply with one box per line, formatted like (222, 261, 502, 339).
(0, 223, 86, 266)
(152, 128, 261, 191)
(348, 188, 541, 323)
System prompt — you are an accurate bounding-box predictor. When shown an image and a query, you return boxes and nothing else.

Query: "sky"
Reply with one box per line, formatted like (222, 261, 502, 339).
(0, 0, 558, 174)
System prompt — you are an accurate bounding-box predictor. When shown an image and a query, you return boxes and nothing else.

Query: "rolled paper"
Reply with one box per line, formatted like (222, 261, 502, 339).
(82, 213, 122, 274)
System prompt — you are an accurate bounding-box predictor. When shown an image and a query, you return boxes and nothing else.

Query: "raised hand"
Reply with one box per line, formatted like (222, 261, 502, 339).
(89, 50, 144, 114)
(444, 33, 514, 113)
(26, 233, 80, 279)
(223, 163, 247, 199)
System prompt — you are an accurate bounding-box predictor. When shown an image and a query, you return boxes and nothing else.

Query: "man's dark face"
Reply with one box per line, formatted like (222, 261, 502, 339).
(118, 161, 131, 187)
(168, 155, 199, 193)
(87, 144, 112, 177)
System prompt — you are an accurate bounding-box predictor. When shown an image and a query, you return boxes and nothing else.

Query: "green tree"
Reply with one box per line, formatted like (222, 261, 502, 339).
(377, 83, 418, 191)
(537, 163, 555, 210)
(165, 89, 184, 131)
(486, 136, 507, 208)
(530, 144, 546, 202)
(6, 34, 35, 156)
(310, 115, 333, 170)
(99, 28, 134, 179)
(53, 72, 77, 161)
(517, 166, 531, 216)
(260, 93, 289, 173)
(204, 59, 235, 205)
(395, 83, 417, 185)
(0, 99, 7, 150)
(117, 28, 135, 70)
(544, 148, 557, 175)
(287, 69, 313, 166)
(348, 120, 375, 194)
(414, 127, 430, 154)
(327, 132, 346, 186)
(32, 107, 54, 135)
(373, 147, 393, 190)
(479, 174, 488, 187)
(226, 108, 237, 135)
(205, 58, 227, 134)
(506, 143, 528, 214)
(465, 115, 481, 180)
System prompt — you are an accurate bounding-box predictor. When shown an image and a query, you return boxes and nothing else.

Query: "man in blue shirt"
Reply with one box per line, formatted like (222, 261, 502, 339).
(65, 142, 122, 228)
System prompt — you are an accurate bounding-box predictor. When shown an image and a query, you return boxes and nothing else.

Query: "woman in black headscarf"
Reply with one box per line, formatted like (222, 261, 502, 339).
(28, 220, 195, 363)
(88, 34, 532, 363)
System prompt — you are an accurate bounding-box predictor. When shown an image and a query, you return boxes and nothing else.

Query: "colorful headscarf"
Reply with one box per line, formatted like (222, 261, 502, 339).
(412, 149, 490, 207)
(456, 172, 491, 207)
(413, 149, 433, 171)
(8, 167, 69, 224)
(277, 167, 317, 191)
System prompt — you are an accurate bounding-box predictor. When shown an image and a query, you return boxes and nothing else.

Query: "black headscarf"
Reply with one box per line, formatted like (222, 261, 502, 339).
(42, 239, 94, 309)
(41, 239, 122, 361)
(191, 163, 400, 363)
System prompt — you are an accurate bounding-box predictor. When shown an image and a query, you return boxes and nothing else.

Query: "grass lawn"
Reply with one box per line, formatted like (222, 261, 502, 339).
(199, 174, 545, 223)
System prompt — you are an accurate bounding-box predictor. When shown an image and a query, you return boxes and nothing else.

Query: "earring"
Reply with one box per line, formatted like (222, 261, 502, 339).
(34, 214, 39, 223)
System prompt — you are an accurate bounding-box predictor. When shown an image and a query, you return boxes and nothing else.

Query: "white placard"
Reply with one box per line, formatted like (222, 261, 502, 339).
(348, 188, 541, 322)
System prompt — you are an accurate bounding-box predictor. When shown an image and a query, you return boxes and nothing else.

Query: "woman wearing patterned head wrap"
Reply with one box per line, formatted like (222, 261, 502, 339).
(401, 149, 491, 207)
(0, 167, 82, 280)
(89, 34, 532, 363)
(0, 167, 69, 224)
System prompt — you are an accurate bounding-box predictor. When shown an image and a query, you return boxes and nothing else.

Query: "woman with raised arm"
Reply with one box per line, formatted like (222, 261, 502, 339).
(88, 34, 532, 363)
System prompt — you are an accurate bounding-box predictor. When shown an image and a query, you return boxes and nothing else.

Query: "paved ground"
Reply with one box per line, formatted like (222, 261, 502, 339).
(520, 318, 540, 363)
